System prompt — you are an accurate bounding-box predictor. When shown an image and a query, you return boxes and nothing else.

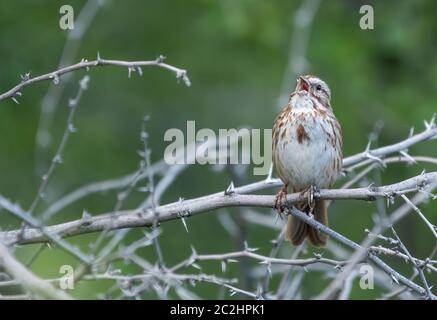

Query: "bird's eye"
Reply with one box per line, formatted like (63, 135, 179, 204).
(316, 84, 322, 91)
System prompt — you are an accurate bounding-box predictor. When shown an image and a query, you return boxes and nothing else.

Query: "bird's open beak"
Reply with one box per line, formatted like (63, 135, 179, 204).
(296, 76, 310, 92)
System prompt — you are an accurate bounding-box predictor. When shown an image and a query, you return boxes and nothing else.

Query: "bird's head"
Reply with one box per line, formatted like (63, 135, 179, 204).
(296, 75, 331, 108)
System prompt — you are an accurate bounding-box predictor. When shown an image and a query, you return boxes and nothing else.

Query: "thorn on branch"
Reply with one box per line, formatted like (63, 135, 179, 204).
(221, 261, 227, 273)
(68, 98, 77, 108)
(81, 210, 92, 226)
(68, 124, 77, 133)
(399, 150, 417, 164)
(244, 240, 249, 251)
(224, 181, 235, 196)
(136, 66, 143, 76)
(179, 215, 189, 233)
(156, 55, 166, 64)
(11, 92, 21, 104)
(191, 263, 201, 270)
(20, 72, 31, 82)
(190, 245, 197, 258)
(364, 139, 372, 153)
(81, 58, 90, 71)
(52, 154, 63, 164)
(424, 113, 436, 130)
(366, 152, 386, 167)
(51, 73, 60, 85)
(128, 67, 135, 78)
(313, 252, 323, 259)
(79, 75, 90, 90)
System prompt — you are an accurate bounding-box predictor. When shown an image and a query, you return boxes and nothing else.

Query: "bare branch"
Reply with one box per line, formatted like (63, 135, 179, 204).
(170, 249, 348, 272)
(369, 246, 437, 273)
(30, 76, 90, 216)
(390, 227, 434, 300)
(317, 181, 437, 299)
(286, 207, 435, 299)
(344, 126, 437, 168)
(400, 194, 437, 239)
(1, 172, 435, 246)
(0, 55, 190, 104)
(0, 242, 72, 300)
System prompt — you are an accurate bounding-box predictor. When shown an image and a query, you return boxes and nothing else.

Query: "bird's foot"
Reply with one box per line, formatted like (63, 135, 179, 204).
(305, 185, 319, 213)
(274, 184, 288, 218)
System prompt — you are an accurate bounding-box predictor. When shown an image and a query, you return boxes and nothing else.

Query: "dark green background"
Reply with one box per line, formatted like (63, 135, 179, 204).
(0, 0, 436, 299)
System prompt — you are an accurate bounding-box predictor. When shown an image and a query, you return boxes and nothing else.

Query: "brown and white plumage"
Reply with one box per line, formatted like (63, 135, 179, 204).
(272, 75, 343, 246)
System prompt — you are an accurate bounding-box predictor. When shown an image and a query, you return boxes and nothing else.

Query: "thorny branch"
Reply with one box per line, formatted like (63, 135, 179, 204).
(0, 54, 192, 299)
(1, 171, 436, 245)
(0, 109, 437, 299)
(0, 16, 436, 298)
(0, 55, 190, 104)
(0, 129, 435, 300)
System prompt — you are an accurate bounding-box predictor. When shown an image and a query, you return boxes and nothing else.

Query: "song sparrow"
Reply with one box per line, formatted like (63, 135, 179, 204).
(272, 75, 343, 246)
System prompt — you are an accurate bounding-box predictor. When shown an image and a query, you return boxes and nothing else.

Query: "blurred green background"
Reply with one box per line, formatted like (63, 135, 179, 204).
(0, 0, 436, 299)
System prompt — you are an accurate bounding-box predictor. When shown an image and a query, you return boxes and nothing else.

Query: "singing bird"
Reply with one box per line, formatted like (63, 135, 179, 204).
(272, 75, 343, 246)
